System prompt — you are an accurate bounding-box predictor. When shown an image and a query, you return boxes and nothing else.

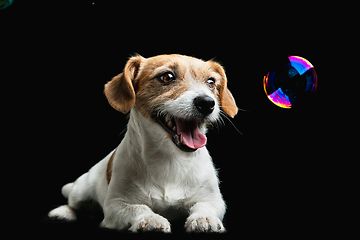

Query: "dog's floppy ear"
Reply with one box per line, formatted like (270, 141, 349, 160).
(209, 61, 238, 118)
(220, 80, 238, 118)
(104, 55, 143, 114)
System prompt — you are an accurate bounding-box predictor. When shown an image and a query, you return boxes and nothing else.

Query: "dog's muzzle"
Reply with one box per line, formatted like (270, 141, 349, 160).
(154, 95, 215, 152)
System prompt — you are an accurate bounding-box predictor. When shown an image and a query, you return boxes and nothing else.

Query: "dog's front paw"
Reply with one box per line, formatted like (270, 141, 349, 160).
(185, 215, 225, 233)
(129, 213, 171, 233)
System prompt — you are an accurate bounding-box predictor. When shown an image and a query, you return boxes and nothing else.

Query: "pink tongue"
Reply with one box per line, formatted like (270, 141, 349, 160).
(174, 118, 207, 149)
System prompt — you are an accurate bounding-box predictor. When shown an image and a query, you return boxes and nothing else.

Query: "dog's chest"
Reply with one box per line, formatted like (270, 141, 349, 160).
(148, 186, 190, 219)
(148, 184, 190, 210)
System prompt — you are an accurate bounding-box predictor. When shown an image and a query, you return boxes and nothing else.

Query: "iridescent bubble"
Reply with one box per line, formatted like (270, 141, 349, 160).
(263, 56, 318, 109)
(0, 0, 13, 10)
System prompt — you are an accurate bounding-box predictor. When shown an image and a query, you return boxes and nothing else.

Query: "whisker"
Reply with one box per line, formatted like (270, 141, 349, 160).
(118, 127, 127, 137)
(211, 118, 222, 133)
(220, 111, 243, 135)
(217, 115, 225, 128)
(219, 105, 249, 112)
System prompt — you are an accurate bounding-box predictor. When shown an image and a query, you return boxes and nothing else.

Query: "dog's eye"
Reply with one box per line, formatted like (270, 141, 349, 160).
(159, 72, 175, 84)
(206, 78, 216, 90)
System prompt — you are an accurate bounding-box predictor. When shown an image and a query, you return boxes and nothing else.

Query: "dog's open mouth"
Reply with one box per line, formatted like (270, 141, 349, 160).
(154, 113, 207, 152)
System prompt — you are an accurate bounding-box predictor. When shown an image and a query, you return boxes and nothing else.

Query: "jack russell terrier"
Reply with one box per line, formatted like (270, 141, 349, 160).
(48, 54, 238, 233)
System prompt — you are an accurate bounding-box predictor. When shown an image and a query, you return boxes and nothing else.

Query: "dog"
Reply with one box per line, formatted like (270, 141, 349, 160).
(48, 54, 238, 233)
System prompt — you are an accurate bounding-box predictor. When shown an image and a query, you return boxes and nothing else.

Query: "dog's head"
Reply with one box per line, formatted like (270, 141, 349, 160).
(105, 54, 237, 152)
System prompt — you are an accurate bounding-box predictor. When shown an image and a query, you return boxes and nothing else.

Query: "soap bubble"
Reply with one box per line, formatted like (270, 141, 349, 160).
(263, 56, 318, 109)
(0, 0, 13, 10)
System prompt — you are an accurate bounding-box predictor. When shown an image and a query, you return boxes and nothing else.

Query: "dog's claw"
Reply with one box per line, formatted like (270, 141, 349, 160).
(185, 215, 225, 233)
(129, 213, 171, 233)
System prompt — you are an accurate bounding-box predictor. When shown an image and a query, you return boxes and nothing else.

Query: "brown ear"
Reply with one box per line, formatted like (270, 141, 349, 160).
(104, 55, 143, 114)
(209, 61, 238, 118)
(220, 84, 238, 118)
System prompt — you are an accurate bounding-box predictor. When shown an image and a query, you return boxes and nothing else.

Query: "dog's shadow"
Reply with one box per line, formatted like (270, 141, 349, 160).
(41, 208, 189, 235)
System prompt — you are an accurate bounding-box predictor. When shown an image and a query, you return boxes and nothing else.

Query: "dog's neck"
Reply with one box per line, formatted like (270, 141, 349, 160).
(126, 109, 167, 150)
(126, 108, 184, 157)
(122, 108, 206, 183)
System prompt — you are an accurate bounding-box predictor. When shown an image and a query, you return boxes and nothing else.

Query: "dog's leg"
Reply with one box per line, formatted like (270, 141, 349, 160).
(48, 182, 77, 220)
(185, 202, 226, 233)
(48, 173, 95, 220)
(101, 199, 171, 233)
(48, 205, 77, 221)
(61, 182, 74, 198)
(48, 151, 111, 221)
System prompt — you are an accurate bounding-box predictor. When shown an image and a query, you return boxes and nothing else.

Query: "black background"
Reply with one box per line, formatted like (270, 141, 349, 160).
(2, 1, 337, 237)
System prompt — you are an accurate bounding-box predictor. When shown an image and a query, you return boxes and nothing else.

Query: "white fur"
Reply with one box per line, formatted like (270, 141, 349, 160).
(49, 84, 226, 233)
(48, 205, 77, 221)
(160, 84, 220, 124)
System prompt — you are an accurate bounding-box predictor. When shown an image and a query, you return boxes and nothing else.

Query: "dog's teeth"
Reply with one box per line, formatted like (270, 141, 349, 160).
(167, 121, 174, 129)
(172, 126, 177, 132)
(180, 134, 184, 144)
(164, 115, 171, 123)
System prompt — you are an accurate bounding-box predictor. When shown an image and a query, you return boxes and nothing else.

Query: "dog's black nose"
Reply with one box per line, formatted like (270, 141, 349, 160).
(194, 95, 215, 116)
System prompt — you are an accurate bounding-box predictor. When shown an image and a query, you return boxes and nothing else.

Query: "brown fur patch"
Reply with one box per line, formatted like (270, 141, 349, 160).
(207, 61, 238, 118)
(106, 148, 117, 184)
